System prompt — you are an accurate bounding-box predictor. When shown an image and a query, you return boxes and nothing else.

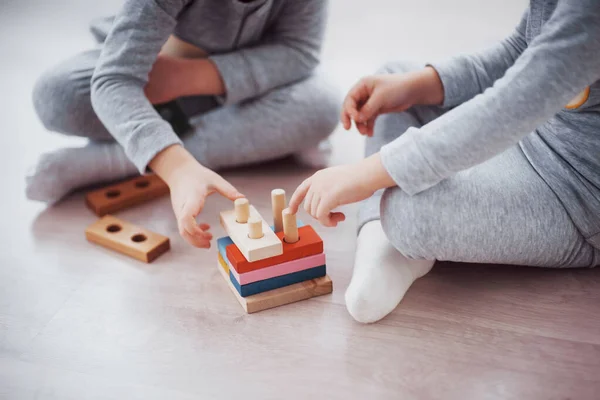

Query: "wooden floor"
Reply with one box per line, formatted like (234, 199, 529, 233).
(3, 0, 600, 398)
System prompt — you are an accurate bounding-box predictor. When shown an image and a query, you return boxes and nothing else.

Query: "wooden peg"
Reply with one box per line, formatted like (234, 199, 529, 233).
(271, 189, 286, 232)
(248, 216, 264, 239)
(282, 208, 299, 244)
(235, 198, 249, 223)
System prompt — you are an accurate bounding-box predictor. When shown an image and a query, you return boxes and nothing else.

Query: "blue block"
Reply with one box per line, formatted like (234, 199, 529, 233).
(229, 265, 326, 297)
(217, 236, 234, 259)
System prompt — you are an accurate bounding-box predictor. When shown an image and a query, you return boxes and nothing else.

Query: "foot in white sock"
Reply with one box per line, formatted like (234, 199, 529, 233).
(26, 142, 138, 204)
(345, 220, 434, 323)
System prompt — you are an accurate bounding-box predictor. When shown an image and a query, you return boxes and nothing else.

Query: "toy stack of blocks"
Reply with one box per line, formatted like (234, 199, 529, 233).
(217, 189, 333, 313)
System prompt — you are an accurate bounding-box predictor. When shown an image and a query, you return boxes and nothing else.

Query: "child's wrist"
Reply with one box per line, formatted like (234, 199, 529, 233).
(149, 144, 197, 186)
(359, 153, 396, 192)
(185, 58, 225, 97)
(412, 66, 444, 106)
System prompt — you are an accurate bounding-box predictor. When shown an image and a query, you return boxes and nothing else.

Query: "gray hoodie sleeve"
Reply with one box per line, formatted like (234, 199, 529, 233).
(91, 0, 327, 173)
(431, 9, 529, 108)
(380, 0, 600, 196)
(91, 0, 188, 173)
(209, 0, 327, 105)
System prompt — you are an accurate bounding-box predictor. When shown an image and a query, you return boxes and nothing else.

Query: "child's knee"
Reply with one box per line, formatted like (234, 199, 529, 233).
(32, 65, 88, 134)
(295, 74, 341, 140)
(32, 69, 61, 131)
(380, 187, 433, 260)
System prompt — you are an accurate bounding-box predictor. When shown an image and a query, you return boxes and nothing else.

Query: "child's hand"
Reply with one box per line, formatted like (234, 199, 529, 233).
(288, 154, 396, 227)
(341, 67, 444, 136)
(149, 145, 244, 248)
(169, 163, 243, 248)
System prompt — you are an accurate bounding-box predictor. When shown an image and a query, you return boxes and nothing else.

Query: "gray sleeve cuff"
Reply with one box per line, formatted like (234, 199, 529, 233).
(379, 127, 444, 196)
(428, 59, 475, 109)
(209, 52, 258, 106)
(124, 124, 183, 173)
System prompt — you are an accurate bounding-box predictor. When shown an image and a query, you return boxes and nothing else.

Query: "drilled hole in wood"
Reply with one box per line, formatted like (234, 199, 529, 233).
(131, 234, 147, 243)
(135, 179, 150, 189)
(283, 236, 300, 244)
(106, 224, 122, 233)
(105, 189, 121, 199)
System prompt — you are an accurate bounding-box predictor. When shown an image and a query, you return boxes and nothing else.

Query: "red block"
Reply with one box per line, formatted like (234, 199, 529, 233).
(226, 225, 323, 273)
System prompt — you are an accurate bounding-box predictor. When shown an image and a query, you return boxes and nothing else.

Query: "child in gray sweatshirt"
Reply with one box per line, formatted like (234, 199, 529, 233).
(289, 0, 600, 323)
(28, 0, 338, 248)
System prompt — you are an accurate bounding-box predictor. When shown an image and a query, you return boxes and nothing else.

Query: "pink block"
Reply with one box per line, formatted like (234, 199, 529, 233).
(228, 253, 326, 285)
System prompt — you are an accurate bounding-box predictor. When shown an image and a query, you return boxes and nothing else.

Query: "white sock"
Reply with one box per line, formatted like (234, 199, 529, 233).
(25, 142, 138, 204)
(345, 220, 434, 323)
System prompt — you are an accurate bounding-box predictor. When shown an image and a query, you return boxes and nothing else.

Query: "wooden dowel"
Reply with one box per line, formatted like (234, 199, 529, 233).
(282, 208, 299, 243)
(235, 198, 249, 223)
(248, 216, 264, 239)
(271, 189, 286, 232)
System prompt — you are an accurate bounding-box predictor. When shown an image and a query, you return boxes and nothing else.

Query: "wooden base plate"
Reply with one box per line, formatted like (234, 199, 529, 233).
(217, 258, 332, 314)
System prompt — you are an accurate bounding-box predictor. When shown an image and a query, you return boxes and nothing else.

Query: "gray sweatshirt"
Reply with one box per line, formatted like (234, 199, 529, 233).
(380, 0, 600, 248)
(90, 0, 327, 173)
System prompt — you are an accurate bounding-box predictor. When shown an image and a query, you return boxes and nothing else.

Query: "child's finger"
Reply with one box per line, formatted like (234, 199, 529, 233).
(180, 198, 205, 235)
(304, 190, 314, 216)
(330, 212, 346, 226)
(182, 229, 211, 248)
(181, 219, 212, 241)
(366, 119, 376, 137)
(347, 79, 374, 122)
(344, 80, 370, 120)
(356, 121, 369, 136)
(340, 107, 352, 130)
(213, 177, 244, 201)
(342, 97, 358, 127)
(357, 95, 381, 123)
(310, 193, 321, 218)
(316, 198, 336, 227)
(288, 179, 311, 214)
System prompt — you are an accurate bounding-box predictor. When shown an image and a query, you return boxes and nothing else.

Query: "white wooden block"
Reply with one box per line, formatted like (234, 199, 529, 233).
(220, 205, 283, 262)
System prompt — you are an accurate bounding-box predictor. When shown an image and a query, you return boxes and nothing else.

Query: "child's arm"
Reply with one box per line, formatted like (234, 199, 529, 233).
(207, 0, 327, 105)
(431, 9, 529, 108)
(291, 0, 600, 226)
(91, 0, 243, 249)
(91, 0, 190, 173)
(379, 0, 600, 197)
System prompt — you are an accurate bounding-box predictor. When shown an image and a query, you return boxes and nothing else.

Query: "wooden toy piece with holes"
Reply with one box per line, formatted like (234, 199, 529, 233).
(218, 189, 332, 313)
(85, 215, 170, 263)
(85, 174, 169, 216)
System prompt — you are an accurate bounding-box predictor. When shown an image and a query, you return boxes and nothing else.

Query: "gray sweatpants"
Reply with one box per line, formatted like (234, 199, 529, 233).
(359, 61, 600, 268)
(32, 49, 340, 172)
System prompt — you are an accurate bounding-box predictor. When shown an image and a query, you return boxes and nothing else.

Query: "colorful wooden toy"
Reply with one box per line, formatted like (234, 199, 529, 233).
(218, 189, 332, 313)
